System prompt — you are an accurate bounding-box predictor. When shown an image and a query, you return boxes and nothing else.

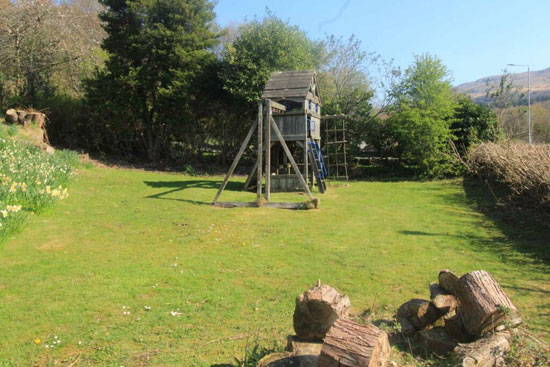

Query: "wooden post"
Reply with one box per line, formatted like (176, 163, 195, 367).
(304, 109, 309, 186)
(257, 102, 263, 198)
(265, 100, 272, 201)
(213, 119, 258, 203)
(270, 116, 313, 199)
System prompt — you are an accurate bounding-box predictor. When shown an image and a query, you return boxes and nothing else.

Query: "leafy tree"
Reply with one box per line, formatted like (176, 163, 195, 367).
(0, 0, 104, 105)
(388, 54, 456, 176)
(85, 0, 218, 162)
(220, 11, 322, 105)
(317, 35, 377, 159)
(211, 12, 321, 163)
(451, 95, 498, 155)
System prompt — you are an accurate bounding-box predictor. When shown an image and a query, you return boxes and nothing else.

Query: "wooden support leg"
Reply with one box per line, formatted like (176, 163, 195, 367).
(257, 102, 263, 198)
(213, 119, 258, 203)
(265, 100, 272, 201)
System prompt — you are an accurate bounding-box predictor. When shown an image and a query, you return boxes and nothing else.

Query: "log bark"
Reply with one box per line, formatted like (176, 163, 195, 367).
(416, 327, 458, 355)
(319, 319, 390, 367)
(293, 284, 351, 340)
(397, 299, 439, 334)
(439, 269, 460, 295)
(455, 270, 521, 336)
(454, 331, 511, 367)
(430, 282, 458, 315)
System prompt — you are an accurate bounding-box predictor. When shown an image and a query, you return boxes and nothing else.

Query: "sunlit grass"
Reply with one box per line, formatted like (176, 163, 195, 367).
(0, 167, 548, 366)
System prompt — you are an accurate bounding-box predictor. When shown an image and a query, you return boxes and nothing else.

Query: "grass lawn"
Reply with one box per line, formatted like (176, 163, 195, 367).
(0, 166, 548, 366)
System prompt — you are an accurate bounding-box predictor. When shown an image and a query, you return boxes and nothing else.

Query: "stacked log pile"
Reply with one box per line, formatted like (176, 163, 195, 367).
(5, 108, 46, 129)
(398, 269, 521, 366)
(258, 282, 391, 367)
(3, 108, 53, 153)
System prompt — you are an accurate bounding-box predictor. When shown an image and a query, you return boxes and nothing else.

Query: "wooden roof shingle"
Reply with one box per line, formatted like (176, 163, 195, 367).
(262, 70, 319, 101)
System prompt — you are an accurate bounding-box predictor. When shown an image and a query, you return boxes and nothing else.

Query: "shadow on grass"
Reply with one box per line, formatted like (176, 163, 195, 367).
(143, 180, 243, 205)
(399, 177, 550, 269)
(461, 176, 550, 267)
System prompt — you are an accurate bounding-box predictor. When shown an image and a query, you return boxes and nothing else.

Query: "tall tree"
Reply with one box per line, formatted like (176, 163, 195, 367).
(388, 54, 456, 176)
(86, 0, 218, 162)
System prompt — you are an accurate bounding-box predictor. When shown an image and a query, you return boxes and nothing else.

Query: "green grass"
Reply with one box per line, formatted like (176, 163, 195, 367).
(0, 167, 548, 366)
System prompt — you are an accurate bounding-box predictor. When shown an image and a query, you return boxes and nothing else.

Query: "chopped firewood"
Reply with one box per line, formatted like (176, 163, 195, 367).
(430, 282, 458, 315)
(416, 327, 459, 355)
(455, 271, 521, 336)
(444, 313, 474, 343)
(286, 335, 323, 356)
(397, 299, 439, 333)
(293, 284, 351, 340)
(319, 319, 390, 367)
(439, 269, 460, 295)
(454, 331, 511, 367)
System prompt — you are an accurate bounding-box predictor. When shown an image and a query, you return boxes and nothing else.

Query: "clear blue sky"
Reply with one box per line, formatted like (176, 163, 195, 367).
(214, 0, 550, 86)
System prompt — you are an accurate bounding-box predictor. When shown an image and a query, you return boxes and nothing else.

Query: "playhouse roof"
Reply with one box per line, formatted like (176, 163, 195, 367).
(261, 70, 320, 103)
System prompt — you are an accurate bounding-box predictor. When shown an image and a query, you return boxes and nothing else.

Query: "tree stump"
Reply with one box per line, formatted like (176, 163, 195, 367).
(397, 299, 439, 335)
(293, 284, 350, 340)
(439, 269, 460, 295)
(454, 331, 511, 367)
(455, 271, 521, 336)
(319, 319, 390, 367)
(430, 282, 458, 315)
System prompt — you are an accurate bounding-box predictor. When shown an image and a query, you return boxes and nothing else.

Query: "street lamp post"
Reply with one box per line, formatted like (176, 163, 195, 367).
(507, 64, 531, 144)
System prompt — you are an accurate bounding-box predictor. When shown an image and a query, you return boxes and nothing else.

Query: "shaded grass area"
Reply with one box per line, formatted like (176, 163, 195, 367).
(0, 168, 548, 366)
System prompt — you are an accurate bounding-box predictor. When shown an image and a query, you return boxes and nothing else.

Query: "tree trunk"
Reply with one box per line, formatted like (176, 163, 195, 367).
(319, 319, 390, 367)
(454, 331, 511, 367)
(293, 283, 351, 340)
(455, 271, 521, 336)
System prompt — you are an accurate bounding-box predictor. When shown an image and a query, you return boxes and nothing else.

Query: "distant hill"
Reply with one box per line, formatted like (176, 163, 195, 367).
(454, 67, 550, 104)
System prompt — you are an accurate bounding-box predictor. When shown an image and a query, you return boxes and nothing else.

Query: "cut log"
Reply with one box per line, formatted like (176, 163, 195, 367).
(293, 284, 350, 340)
(24, 112, 46, 128)
(429, 282, 458, 315)
(416, 327, 458, 355)
(258, 336, 322, 367)
(286, 335, 323, 356)
(319, 319, 390, 367)
(16, 110, 27, 125)
(454, 331, 511, 367)
(397, 299, 439, 332)
(439, 269, 460, 295)
(443, 313, 474, 343)
(5, 109, 18, 124)
(455, 270, 521, 336)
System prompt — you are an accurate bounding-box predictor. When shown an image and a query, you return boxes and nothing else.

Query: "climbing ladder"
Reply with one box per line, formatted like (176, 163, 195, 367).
(323, 115, 349, 183)
(307, 139, 327, 193)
